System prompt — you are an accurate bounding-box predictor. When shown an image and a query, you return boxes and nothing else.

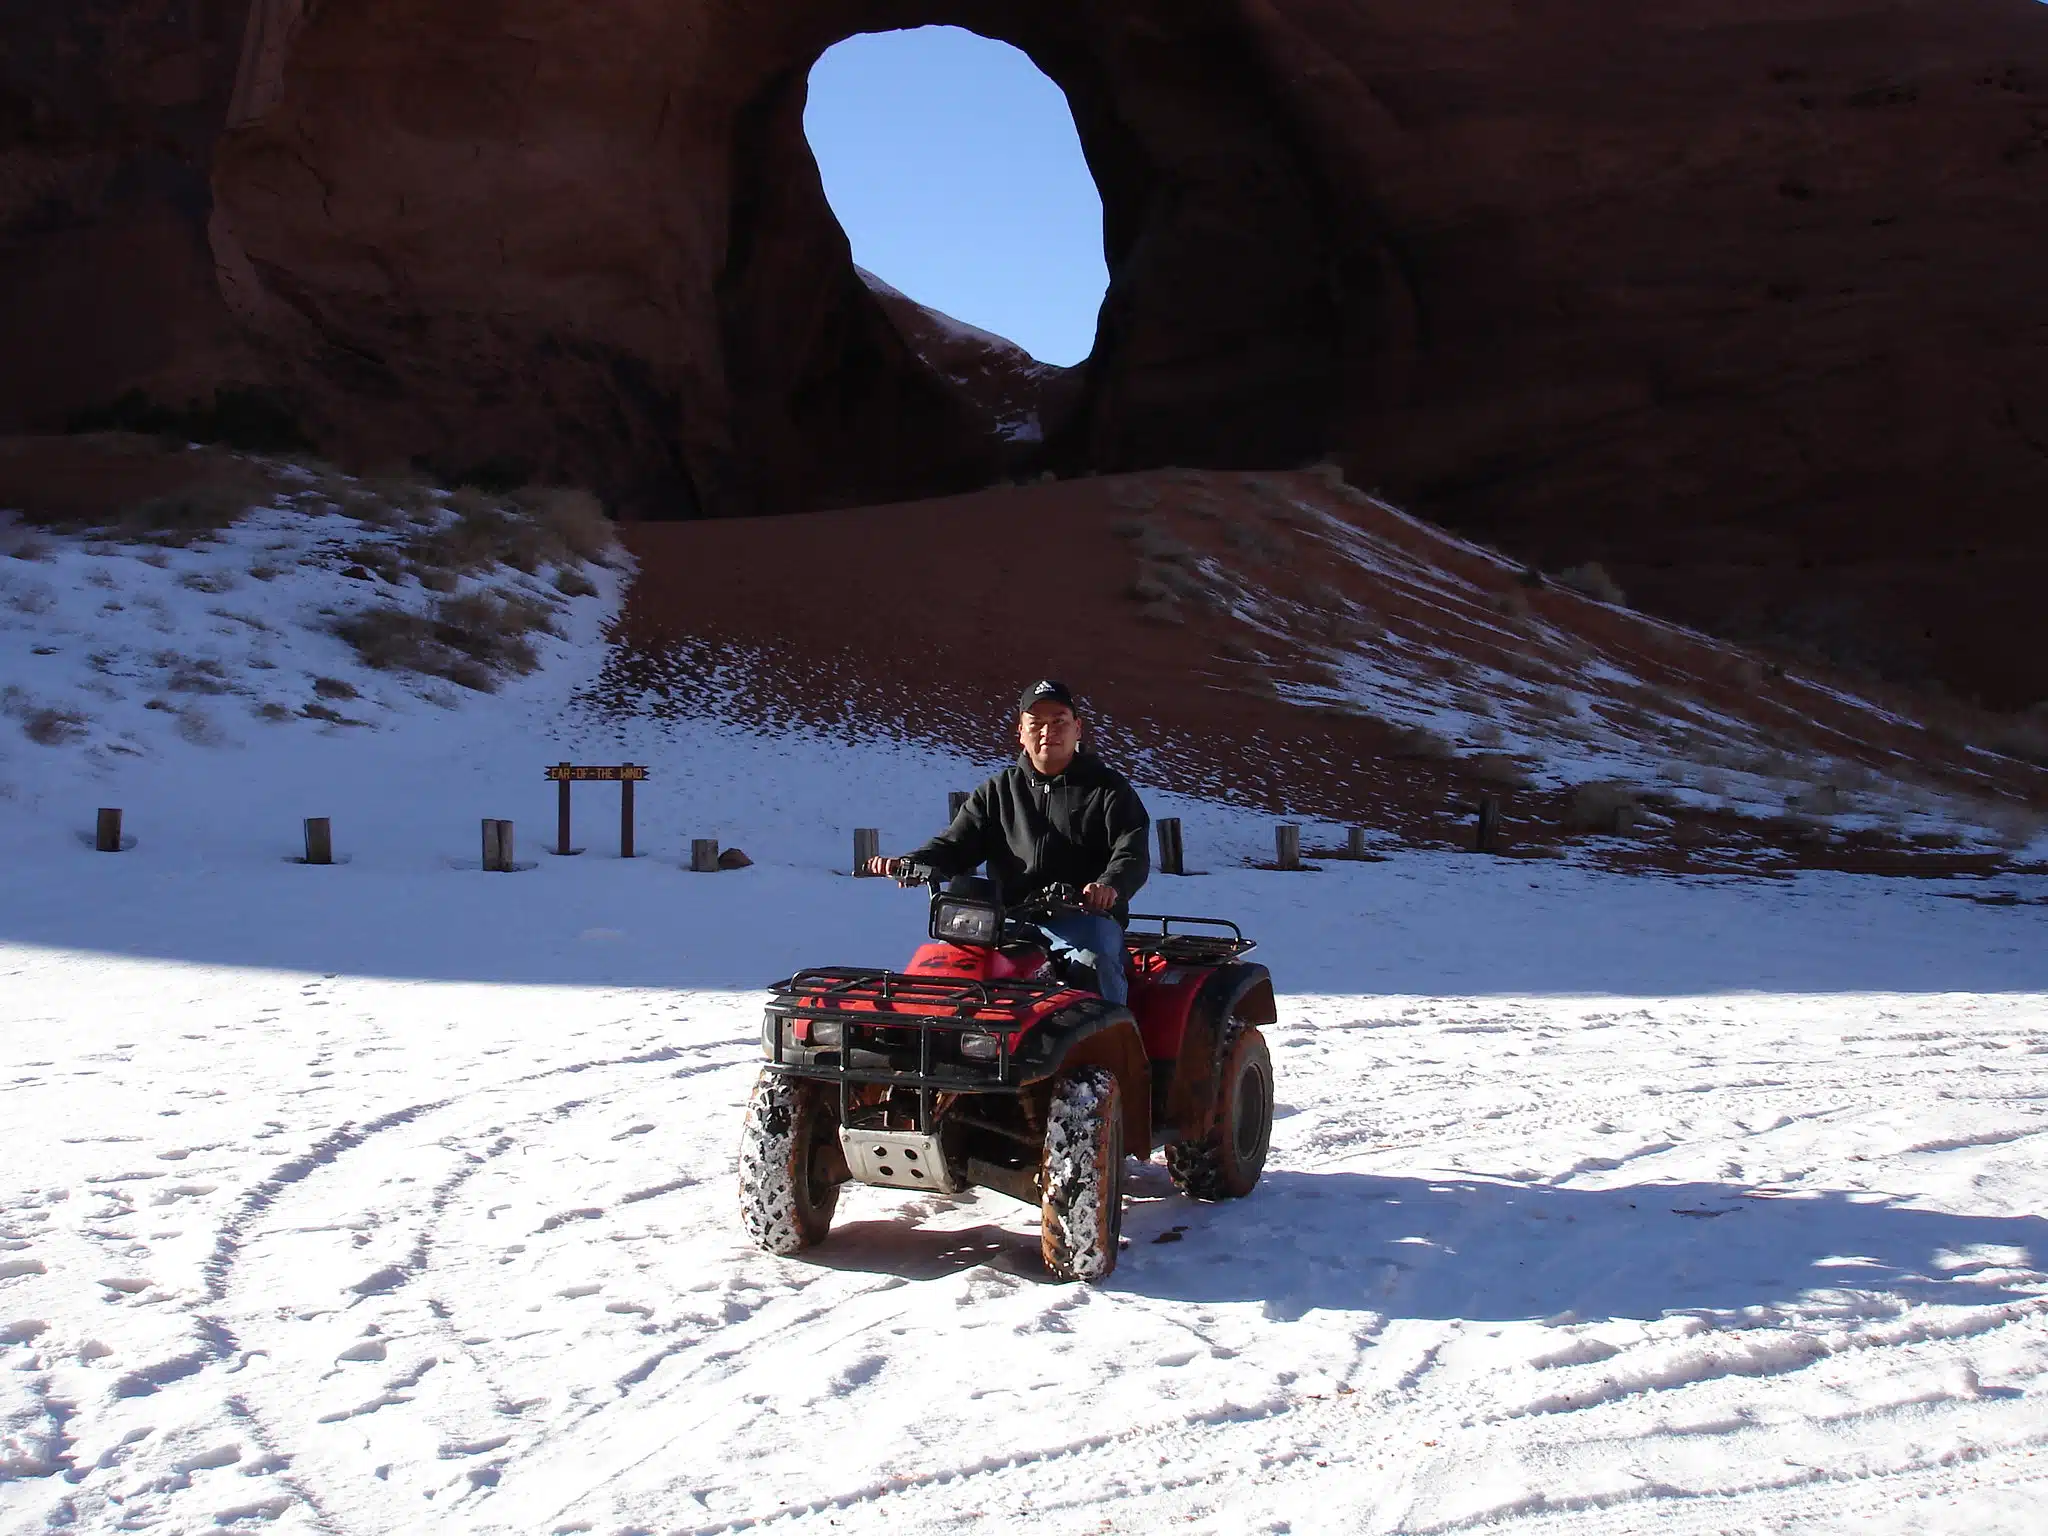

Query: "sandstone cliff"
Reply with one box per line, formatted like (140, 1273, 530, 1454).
(3, 1, 2046, 698)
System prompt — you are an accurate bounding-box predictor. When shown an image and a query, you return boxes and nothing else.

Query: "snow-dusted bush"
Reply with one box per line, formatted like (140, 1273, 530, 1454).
(336, 589, 557, 692)
(1555, 562, 1627, 606)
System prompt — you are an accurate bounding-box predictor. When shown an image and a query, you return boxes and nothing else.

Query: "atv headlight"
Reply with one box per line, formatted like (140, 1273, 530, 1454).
(934, 898, 1001, 946)
(958, 1031, 1002, 1062)
(807, 1019, 843, 1049)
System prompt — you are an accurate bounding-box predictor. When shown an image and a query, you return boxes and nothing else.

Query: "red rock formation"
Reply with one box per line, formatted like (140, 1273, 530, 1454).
(858, 270, 1078, 472)
(3, 1, 2047, 697)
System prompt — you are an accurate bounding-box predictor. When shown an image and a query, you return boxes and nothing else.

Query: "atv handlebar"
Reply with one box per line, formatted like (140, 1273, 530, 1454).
(882, 862, 1095, 918)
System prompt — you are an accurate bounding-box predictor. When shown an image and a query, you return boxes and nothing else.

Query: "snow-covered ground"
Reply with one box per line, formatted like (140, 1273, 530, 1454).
(4, 520, 2048, 1534)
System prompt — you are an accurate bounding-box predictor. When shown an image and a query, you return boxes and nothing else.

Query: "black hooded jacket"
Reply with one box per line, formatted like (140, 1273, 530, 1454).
(907, 749, 1151, 920)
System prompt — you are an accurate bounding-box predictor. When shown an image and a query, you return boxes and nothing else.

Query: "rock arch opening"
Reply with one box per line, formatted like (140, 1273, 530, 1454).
(803, 27, 1107, 369)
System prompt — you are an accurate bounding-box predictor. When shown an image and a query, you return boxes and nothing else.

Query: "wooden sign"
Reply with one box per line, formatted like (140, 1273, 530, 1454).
(546, 762, 644, 858)
(545, 764, 648, 782)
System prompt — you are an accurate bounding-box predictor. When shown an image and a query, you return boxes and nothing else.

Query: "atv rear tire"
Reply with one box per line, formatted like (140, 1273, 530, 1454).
(1165, 1020, 1272, 1201)
(1040, 1067, 1124, 1282)
(738, 1070, 842, 1254)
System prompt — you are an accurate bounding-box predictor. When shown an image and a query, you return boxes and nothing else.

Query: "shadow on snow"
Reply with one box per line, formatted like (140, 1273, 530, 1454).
(799, 1166, 2048, 1325)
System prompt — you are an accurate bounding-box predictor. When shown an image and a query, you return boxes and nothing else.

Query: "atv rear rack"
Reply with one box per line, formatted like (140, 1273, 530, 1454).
(1123, 913, 1256, 965)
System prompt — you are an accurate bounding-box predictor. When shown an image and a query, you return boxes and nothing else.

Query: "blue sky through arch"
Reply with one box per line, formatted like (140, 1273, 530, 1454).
(803, 26, 1108, 367)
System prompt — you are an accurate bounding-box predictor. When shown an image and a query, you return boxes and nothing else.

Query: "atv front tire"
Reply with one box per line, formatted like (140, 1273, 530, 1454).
(1166, 1020, 1272, 1201)
(1040, 1067, 1124, 1282)
(738, 1069, 842, 1254)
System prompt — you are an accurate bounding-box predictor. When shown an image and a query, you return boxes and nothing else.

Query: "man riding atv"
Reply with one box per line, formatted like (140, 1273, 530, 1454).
(866, 679, 1150, 1006)
(741, 678, 1274, 1282)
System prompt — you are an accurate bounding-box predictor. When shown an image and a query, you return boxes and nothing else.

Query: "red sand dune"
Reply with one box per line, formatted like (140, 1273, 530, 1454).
(606, 469, 2048, 873)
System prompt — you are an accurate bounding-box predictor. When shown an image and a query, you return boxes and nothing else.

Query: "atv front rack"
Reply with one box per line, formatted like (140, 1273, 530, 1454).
(765, 966, 1077, 1130)
(1123, 913, 1256, 965)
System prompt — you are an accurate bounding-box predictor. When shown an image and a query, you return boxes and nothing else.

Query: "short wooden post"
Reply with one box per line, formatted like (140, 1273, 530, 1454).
(690, 838, 720, 873)
(620, 768, 636, 859)
(1156, 817, 1184, 876)
(303, 817, 333, 866)
(853, 827, 880, 875)
(555, 764, 573, 855)
(1276, 823, 1301, 871)
(95, 807, 123, 853)
(1346, 826, 1367, 858)
(947, 790, 970, 822)
(1475, 794, 1501, 854)
(483, 818, 514, 873)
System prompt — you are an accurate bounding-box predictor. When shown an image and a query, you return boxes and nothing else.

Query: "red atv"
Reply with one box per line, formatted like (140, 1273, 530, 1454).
(738, 864, 1276, 1281)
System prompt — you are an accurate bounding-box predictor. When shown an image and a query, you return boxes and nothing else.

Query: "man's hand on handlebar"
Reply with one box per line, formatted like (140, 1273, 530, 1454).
(1080, 882, 1118, 915)
(865, 855, 926, 888)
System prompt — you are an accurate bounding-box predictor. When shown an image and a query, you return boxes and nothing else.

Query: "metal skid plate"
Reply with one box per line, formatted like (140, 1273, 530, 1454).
(838, 1126, 965, 1194)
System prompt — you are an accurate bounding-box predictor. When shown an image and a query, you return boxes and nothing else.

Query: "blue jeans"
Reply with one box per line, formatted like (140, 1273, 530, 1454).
(1033, 912, 1130, 1006)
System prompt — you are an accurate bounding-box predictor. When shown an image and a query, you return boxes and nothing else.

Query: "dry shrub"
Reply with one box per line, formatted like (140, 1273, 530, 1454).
(119, 477, 260, 543)
(1306, 460, 1347, 489)
(1149, 562, 1208, 601)
(1128, 570, 1172, 604)
(165, 657, 234, 695)
(405, 484, 611, 581)
(1489, 589, 1534, 622)
(1555, 562, 1627, 606)
(22, 707, 87, 746)
(6, 581, 54, 615)
(247, 561, 283, 582)
(1469, 752, 1530, 786)
(175, 706, 223, 746)
(336, 589, 556, 691)
(334, 487, 405, 528)
(1787, 783, 1849, 816)
(254, 701, 294, 723)
(1977, 801, 2046, 849)
(1452, 688, 1497, 719)
(359, 475, 438, 517)
(1565, 779, 1641, 835)
(312, 675, 359, 700)
(1387, 722, 1453, 758)
(8, 535, 53, 562)
(509, 486, 613, 564)
(1136, 526, 1196, 565)
(554, 566, 598, 598)
(344, 542, 405, 583)
(178, 568, 238, 594)
(1974, 708, 2048, 767)
(1468, 720, 1507, 748)
(1223, 520, 1284, 561)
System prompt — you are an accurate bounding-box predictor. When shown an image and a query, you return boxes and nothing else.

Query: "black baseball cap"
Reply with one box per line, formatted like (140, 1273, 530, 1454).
(1017, 679, 1078, 715)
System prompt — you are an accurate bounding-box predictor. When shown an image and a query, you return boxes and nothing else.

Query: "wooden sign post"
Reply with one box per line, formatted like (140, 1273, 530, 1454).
(544, 763, 648, 858)
(1276, 823, 1302, 871)
(1474, 793, 1502, 854)
(482, 818, 515, 873)
(1156, 817, 1184, 876)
